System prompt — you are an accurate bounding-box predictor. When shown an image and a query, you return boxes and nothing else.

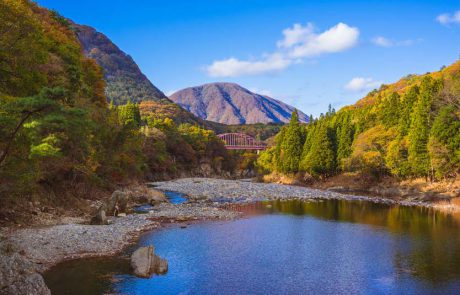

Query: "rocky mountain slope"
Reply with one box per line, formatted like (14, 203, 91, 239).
(72, 23, 168, 105)
(71, 22, 221, 127)
(169, 83, 309, 124)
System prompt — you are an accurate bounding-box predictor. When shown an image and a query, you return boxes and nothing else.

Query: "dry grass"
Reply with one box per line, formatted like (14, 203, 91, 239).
(400, 177, 460, 197)
(262, 172, 302, 185)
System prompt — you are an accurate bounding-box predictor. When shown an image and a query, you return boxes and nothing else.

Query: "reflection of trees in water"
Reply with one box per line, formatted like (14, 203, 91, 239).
(229, 199, 460, 284)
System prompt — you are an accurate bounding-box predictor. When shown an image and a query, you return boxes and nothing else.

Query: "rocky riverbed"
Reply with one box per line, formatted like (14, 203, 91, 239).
(0, 201, 239, 295)
(1, 177, 458, 295)
(152, 178, 456, 209)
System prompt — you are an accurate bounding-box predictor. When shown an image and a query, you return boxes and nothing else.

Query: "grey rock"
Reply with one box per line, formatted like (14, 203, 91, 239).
(107, 190, 129, 215)
(0, 253, 50, 295)
(130, 246, 168, 278)
(0, 273, 50, 295)
(90, 207, 107, 225)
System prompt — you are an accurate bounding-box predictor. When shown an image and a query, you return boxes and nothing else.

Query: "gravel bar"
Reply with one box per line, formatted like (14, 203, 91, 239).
(152, 178, 441, 208)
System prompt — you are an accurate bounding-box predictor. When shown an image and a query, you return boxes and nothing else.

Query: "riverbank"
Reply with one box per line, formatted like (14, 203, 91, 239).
(262, 172, 460, 203)
(152, 178, 460, 211)
(0, 200, 239, 295)
(2, 177, 459, 294)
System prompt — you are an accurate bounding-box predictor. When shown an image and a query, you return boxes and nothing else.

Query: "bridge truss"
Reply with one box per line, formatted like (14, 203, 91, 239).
(217, 133, 267, 151)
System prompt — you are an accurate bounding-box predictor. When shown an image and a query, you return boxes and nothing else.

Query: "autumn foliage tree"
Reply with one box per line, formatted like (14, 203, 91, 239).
(257, 60, 460, 181)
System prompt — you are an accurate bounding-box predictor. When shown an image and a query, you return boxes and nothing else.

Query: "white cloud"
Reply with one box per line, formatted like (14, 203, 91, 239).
(436, 11, 460, 25)
(205, 22, 359, 77)
(286, 22, 359, 58)
(277, 23, 314, 48)
(345, 77, 382, 92)
(206, 53, 291, 77)
(372, 36, 393, 47)
(372, 36, 416, 47)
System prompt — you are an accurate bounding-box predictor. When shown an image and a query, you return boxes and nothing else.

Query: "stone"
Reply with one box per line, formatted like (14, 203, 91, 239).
(130, 246, 168, 278)
(0, 273, 50, 295)
(135, 188, 167, 205)
(107, 190, 129, 215)
(0, 252, 50, 295)
(90, 207, 107, 225)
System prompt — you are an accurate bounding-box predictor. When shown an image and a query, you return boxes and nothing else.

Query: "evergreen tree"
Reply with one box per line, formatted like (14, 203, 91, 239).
(336, 114, 354, 169)
(299, 123, 317, 171)
(273, 127, 286, 172)
(379, 92, 400, 127)
(279, 110, 304, 173)
(398, 86, 419, 136)
(428, 106, 460, 178)
(119, 99, 141, 127)
(407, 77, 441, 177)
(303, 123, 336, 178)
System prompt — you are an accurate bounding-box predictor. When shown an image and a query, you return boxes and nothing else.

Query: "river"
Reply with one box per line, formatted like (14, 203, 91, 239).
(44, 198, 460, 295)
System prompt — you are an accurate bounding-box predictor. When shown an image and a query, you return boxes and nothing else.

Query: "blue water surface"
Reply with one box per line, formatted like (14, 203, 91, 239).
(45, 200, 460, 295)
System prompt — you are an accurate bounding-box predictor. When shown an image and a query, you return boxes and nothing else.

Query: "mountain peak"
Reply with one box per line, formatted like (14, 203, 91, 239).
(72, 22, 168, 105)
(170, 83, 309, 125)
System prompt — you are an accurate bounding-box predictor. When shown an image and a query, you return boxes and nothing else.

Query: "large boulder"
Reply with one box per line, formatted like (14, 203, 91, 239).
(106, 190, 129, 215)
(0, 252, 50, 295)
(0, 273, 50, 295)
(130, 246, 168, 278)
(129, 187, 167, 205)
(140, 189, 167, 205)
(90, 207, 107, 225)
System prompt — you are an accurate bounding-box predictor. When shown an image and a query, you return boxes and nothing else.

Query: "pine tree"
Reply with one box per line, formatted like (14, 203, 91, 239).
(398, 86, 419, 136)
(279, 110, 304, 173)
(273, 127, 286, 172)
(119, 99, 141, 127)
(337, 114, 354, 169)
(428, 106, 460, 179)
(303, 123, 336, 178)
(299, 123, 317, 171)
(407, 77, 441, 177)
(379, 92, 400, 127)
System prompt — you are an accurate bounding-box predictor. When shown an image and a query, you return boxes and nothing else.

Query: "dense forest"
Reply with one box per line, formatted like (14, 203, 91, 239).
(0, 0, 236, 207)
(257, 62, 460, 182)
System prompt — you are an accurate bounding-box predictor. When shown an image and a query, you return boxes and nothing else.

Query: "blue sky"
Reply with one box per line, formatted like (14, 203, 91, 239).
(37, 0, 460, 116)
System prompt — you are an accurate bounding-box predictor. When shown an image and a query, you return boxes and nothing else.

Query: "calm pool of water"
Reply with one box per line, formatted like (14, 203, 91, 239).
(164, 191, 187, 204)
(44, 199, 460, 295)
(133, 191, 187, 213)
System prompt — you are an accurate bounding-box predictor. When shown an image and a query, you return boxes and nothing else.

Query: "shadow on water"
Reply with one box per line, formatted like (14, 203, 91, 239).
(44, 257, 131, 295)
(44, 199, 460, 295)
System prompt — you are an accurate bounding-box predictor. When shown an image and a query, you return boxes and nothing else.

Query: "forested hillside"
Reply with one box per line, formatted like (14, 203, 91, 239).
(0, 0, 235, 214)
(73, 23, 168, 105)
(258, 61, 460, 182)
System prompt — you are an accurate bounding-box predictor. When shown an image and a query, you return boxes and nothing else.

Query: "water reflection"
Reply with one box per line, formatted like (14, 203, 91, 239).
(228, 199, 460, 285)
(45, 199, 460, 295)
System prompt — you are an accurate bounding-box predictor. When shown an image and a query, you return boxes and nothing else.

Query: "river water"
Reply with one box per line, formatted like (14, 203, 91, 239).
(44, 199, 460, 295)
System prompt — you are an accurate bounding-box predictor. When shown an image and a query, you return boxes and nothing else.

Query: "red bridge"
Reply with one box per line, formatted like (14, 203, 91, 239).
(217, 133, 267, 151)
